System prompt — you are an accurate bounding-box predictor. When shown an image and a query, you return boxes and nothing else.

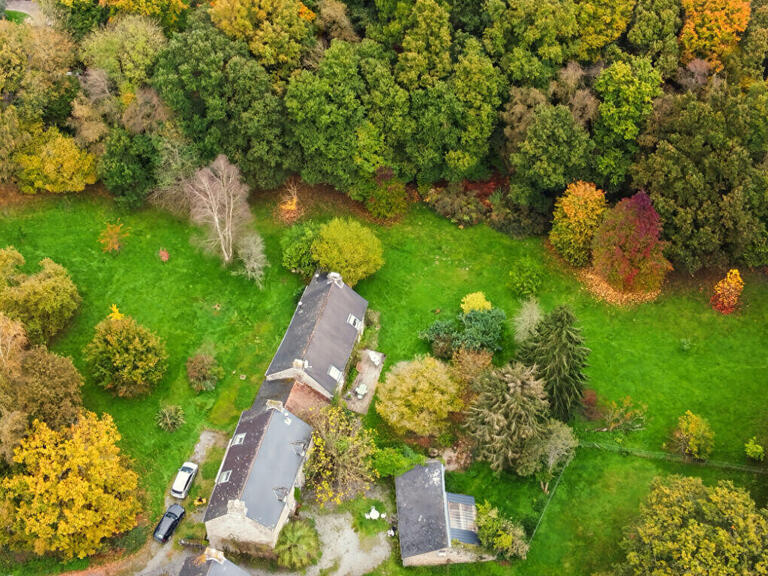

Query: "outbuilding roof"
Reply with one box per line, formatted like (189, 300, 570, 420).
(266, 272, 368, 396)
(179, 550, 250, 576)
(395, 461, 451, 559)
(203, 406, 312, 527)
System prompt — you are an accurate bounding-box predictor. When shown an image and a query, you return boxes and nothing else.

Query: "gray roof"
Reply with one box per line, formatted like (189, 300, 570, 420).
(395, 461, 451, 559)
(266, 272, 368, 396)
(179, 554, 250, 576)
(250, 378, 294, 414)
(204, 407, 312, 527)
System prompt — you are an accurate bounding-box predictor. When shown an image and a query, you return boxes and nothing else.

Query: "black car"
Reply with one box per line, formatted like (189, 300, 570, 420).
(153, 503, 185, 543)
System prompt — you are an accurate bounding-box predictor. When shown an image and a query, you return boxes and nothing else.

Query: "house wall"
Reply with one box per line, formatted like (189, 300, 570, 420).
(266, 368, 332, 400)
(205, 501, 279, 550)
(402, 547, 480, 567)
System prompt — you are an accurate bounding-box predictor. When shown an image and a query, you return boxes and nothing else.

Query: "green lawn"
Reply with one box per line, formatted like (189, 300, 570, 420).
(1, 194, 766, 575)
(4, 10, 29, 23)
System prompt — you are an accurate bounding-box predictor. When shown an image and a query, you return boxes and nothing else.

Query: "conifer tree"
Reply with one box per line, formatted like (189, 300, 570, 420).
(517, 306, 589, 421)
(466, 363, 550, 474)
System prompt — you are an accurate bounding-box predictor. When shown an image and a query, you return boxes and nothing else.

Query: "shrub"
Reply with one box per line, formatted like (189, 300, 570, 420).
(84, 315, 168, 398)
(0, 346, 84, 431)
(549, 181, 607, 267)
(305, 406, 377, 506)
(275, 519, 321, 570)
(581, 389, 601, 421)
(513, 298, 543, 345)
(745, 437, 764, 462)
(476, 501, 529, 559)
(14, 128, 98, 195)
(602, 396, 647, 432)
(186, 354, 222, 393)
(710, 268, 744, 314)
(461, 292, 492, 314)
(281, 220, 320, 278)
(455, 308, 507, 352)
(616, 476, 768, 574)
(365, 173, 409, 219)
(420, 319, 458, 359)
(376, 355, 463, 438)
(234, 231, 269, 287)
(592, 191, 671, 293)
(155, 405, 185, 432)
(0, 251, 81, 345)
(98, 221, 129, 253)
(509, 257, 543, 298)
(670, 410, 714, 460)
(371, 445, 426, 478)
(450, 347, 493, 387)
(424, 183, 488, 226)
(311, 218, 384, 286)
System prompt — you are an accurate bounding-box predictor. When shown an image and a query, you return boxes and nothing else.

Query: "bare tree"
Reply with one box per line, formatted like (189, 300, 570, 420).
(184, 156, 252, 264)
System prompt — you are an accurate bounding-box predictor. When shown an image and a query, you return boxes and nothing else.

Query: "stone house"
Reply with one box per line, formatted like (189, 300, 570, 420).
(204, 404, 313, 550)
(395, 461, 482, 567)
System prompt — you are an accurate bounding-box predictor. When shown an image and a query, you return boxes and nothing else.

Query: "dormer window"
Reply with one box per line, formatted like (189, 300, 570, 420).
(218, 470, 232, 483)
(233, 433, 246, 446)
(328, 365, 343, 383)
(347, 314, 363, 330)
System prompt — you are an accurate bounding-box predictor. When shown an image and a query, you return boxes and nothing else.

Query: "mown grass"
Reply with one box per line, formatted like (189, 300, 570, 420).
(3, 10, 28, 23)
(1, 194, 766, 576)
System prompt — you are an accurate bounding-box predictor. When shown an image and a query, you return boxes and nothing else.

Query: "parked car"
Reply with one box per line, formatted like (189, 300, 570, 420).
(171, 461, 198, 499)
(153, 504, 185, 543)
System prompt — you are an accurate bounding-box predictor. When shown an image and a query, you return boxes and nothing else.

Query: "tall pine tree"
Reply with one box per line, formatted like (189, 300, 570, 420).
(517, 306, 589, 421)
(466, 363, 550, 474)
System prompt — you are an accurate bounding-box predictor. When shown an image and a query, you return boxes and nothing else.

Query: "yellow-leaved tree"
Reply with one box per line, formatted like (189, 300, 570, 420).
(0, 411, 141, 559)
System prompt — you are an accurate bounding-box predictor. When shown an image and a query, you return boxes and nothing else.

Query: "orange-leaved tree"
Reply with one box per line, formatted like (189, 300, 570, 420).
(679, 0, 750, 70)
(0, 411, 141, 559)
(710, 268, 744, 314)
(549, 181, 608, 267)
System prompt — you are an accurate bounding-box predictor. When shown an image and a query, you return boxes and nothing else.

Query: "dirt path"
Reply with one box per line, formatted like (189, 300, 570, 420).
(5, 0, 42, 22)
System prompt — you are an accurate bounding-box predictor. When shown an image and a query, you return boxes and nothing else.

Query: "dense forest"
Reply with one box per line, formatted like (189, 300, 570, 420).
(2, 0, 768, 275)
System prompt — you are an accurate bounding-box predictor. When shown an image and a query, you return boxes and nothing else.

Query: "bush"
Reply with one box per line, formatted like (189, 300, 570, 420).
(420, 319, 458, 359)
(549, 181, 607, 267)
(281, 220, 320, 278)
(155, 405, 185, 432)
(311, 218, 384, 286)
(376, 355, 463, 438)
(275, 519, 321, 570)
(476, 501, 529, 559)
(455, 308, 507, 352)
(710, 269, 744, 314)
(602, 396, 647, 433)
(305, 406, 377, 506)
(450, 347, 493, 387)
(0, 250, 81, 345)
(186, 354, 222, 393)
(592, 191, 671, 293)
(99, 127, 158, 208)
(745, 437, 764, 462)
(365, 173, 409, 219)
(513, 298, 543, 344)
(669, 410, 714, 460)
(84, 315, 168, 398)
(234, 231, 269, 287)
(461, 292, 492, 314)
(371, 445, 426, 478)
(508, 257, 543, 298)
(425, 183, 489, 226)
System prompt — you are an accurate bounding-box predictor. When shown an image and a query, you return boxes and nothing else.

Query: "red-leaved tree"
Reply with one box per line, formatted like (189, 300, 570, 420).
(592, 192, 671, 292)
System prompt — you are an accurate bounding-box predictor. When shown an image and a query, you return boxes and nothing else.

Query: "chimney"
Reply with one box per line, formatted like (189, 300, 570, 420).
(292, 358, 308, 370)
(327, 271, 344, 287)
(265, 399, 284, 412)
(205, 548, 226, 564)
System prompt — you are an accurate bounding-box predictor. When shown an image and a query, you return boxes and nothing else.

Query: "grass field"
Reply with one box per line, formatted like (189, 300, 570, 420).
(3, 10, 29, 23)
(1, 192, 766, 575)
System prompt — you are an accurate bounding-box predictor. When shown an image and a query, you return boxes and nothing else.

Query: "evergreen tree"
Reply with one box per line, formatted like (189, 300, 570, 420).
(466, 363, 550, 474)
(517, 306, 589, 421)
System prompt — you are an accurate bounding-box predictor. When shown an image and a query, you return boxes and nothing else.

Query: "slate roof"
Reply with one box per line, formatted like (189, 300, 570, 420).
(179, 553, 250, 576)
(395, 461, 451, 559)
(203, 407, 312, 527)
(266, 272, 368, 396)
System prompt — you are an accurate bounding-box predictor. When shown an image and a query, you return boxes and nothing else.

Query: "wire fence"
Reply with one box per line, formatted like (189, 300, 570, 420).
(580, 441, 768, 475)
(527, 453, 574, 545)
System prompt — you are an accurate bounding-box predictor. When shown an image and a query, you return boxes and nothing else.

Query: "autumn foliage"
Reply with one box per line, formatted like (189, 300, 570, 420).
(549, 181, 607, 267)
(0, 412, 141, 559)
(710, 268, 744, 314)
(591, 191, 671, 293)
(98, 221, 129, 253)
(679, 0, 750, 69)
